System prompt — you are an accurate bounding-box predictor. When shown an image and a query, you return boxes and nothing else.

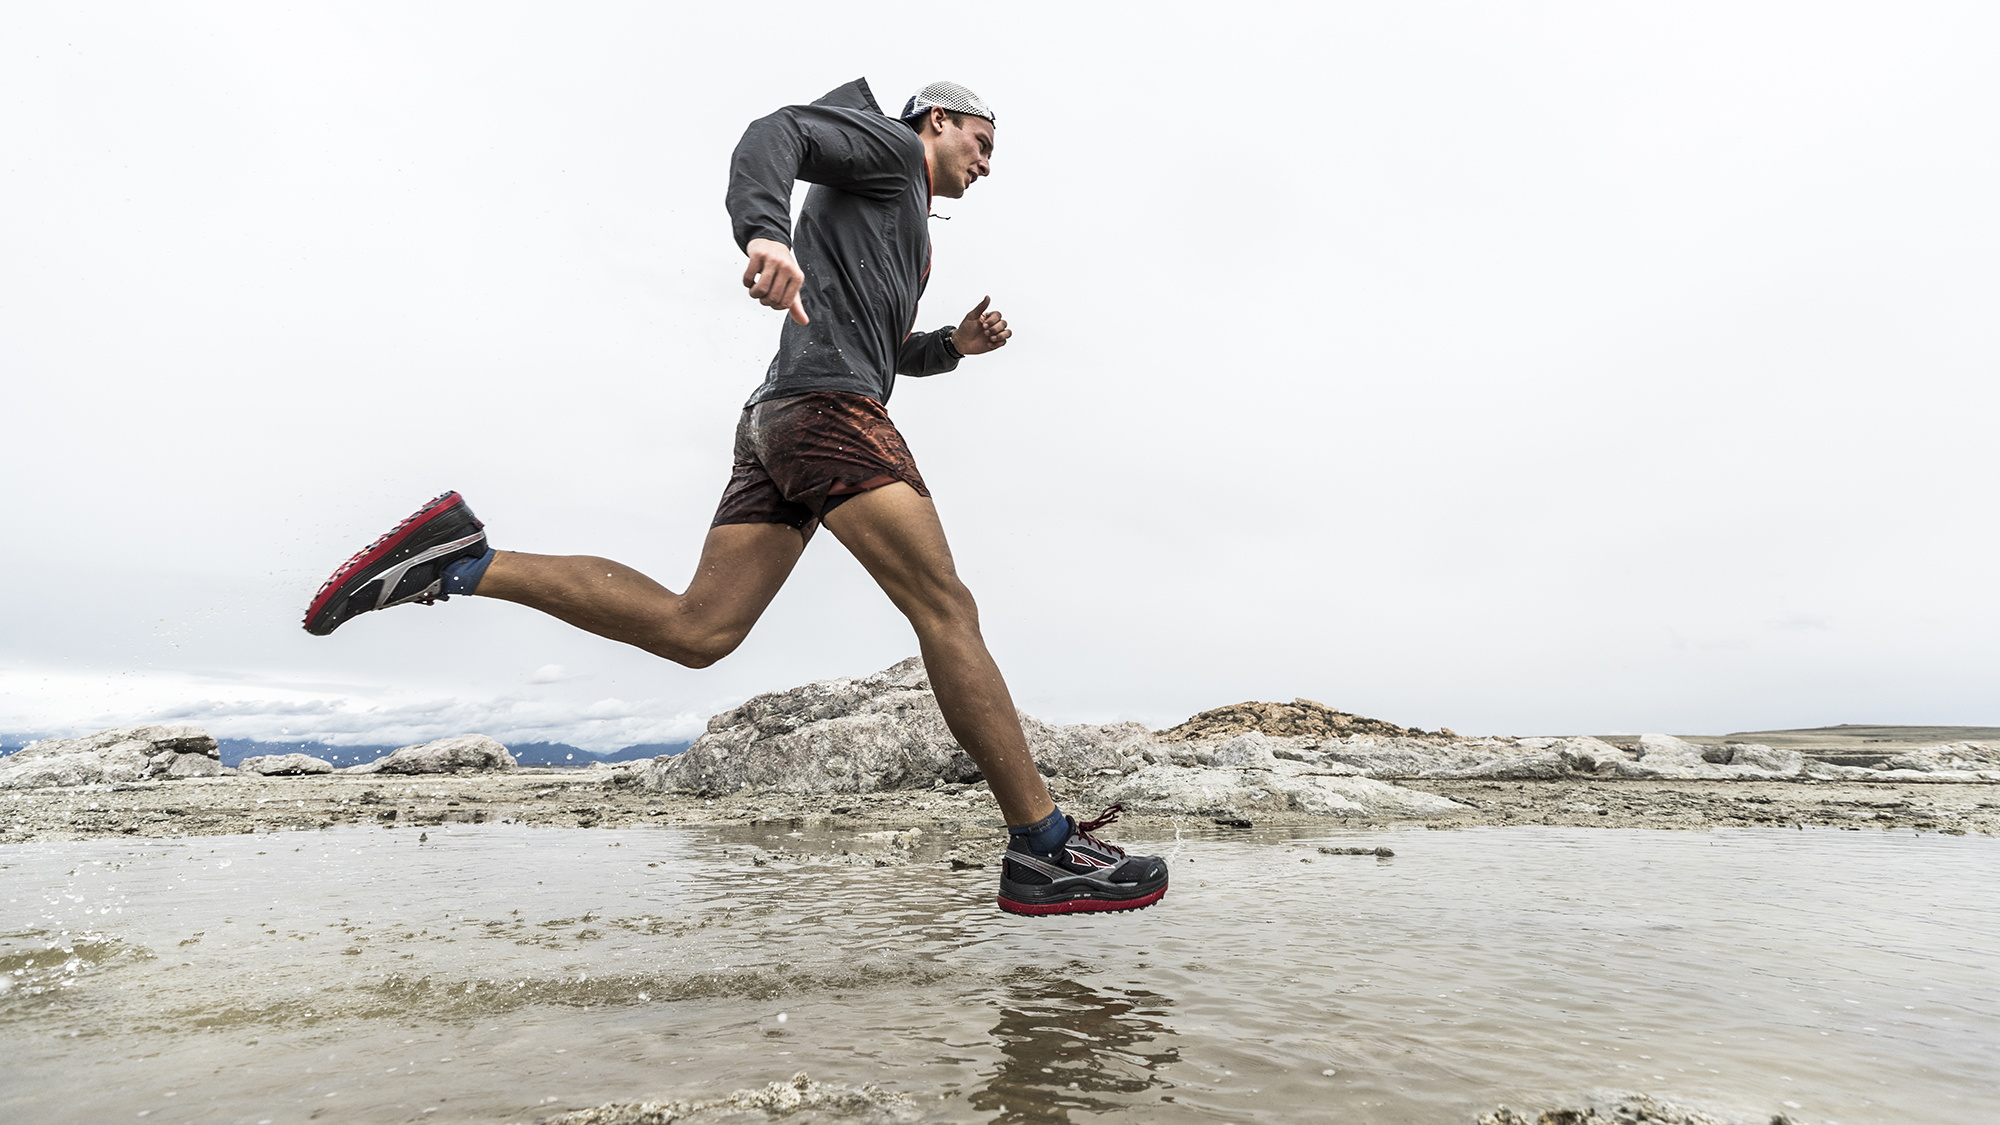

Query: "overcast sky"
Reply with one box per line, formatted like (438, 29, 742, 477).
(4, 3, 1995, 750)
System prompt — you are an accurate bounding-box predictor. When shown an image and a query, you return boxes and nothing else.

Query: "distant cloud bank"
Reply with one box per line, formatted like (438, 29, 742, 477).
(0, 666, 713, 752)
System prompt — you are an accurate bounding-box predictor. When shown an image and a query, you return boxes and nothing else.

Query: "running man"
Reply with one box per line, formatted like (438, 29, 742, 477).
(303, 79, 1168, 915)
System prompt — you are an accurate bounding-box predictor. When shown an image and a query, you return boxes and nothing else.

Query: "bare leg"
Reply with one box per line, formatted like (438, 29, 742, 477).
(474, 522, 805, 668)
(820, 483, 1057, 827)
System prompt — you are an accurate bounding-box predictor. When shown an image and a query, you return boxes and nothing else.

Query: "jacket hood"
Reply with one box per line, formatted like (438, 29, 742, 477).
(812, 77, 885, 116)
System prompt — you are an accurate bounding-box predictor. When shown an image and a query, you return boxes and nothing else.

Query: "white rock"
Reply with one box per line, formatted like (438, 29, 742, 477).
(166, 753, 227, 779)
(1881, 741, 2000, 773)
(239, 753, 336, 776)
(0, 725, 219, 789)
(1720, 743, 1806, 774)
(1085, 758, 1463, 819)
(344, 735, 516, 775)
(641, 658, 1144, 796)
(1326, 735, 1617, 780)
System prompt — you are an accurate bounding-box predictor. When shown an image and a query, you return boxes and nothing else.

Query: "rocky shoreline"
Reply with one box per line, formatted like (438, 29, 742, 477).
(4, 767, 1994, 845)
(3, 657, 1994, 844)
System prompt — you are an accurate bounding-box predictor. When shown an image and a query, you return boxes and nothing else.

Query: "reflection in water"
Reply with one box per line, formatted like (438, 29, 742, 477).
(970, 968, 1180, 1124)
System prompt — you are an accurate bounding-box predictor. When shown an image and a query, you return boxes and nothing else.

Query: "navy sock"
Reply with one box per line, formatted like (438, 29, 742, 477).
(1008, 806, 1069, 855)
(441, 546, 496, 596)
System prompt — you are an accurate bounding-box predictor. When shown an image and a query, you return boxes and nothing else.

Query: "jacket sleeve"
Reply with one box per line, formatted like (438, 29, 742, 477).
(896, 327, 962, 378)
(728, 105, 915, 251)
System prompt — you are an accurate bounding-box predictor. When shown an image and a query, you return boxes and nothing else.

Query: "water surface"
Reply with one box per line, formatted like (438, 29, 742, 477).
(3, 823, 1995, 1124)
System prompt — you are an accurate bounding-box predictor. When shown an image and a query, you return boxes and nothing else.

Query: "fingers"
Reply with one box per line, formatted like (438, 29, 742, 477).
(953, 296, 1009, 353)
(764, 268, 801, 313)
(788, 296, 810, 326)
(743, 242, 806, 318)
(979, 309, 1010, 349)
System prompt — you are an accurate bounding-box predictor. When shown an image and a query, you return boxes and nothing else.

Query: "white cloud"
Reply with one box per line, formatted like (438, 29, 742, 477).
(0, 666, 709, 751)
(529, 664, 572, 684)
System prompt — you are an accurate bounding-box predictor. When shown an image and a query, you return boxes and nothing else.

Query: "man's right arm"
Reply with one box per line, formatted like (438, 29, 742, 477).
(726, 105, 915, 325)
(726, 105, 912, 251)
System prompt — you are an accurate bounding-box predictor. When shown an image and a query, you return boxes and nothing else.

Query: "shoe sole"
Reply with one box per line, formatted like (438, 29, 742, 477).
(996, 881, 1168, 916)
(303, 491, 480, 635)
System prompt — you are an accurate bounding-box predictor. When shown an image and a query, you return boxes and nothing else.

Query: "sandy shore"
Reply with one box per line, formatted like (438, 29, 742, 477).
(4, 769, 1994, 843)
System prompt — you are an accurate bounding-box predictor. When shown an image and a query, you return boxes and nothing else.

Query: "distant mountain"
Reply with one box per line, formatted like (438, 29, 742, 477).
(600, 742, 691, 762)
(2, 733, 691, 768)
(216, 739, 400, 768)
(504, 741, 600, 767)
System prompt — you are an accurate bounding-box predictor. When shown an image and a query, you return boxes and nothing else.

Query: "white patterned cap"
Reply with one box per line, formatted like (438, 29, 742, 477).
(900, 81, 995, 126)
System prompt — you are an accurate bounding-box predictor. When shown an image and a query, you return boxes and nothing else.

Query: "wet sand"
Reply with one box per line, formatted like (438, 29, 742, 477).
(4, 770, 1995, 844)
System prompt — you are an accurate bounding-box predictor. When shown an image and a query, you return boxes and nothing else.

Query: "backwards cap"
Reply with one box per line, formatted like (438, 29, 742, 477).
(900, 81, 995, 125)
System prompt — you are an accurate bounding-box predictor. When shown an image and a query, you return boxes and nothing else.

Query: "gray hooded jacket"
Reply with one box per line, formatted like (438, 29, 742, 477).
(727, 78, 960, 409)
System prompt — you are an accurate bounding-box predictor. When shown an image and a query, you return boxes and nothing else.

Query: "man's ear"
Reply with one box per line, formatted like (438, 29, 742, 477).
(930, 106, 950, 135)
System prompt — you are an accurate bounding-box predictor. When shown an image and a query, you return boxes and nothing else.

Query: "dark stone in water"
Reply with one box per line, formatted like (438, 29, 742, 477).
(1213, 817, 1252, 828)
(1478, 1091, 1770, 1124)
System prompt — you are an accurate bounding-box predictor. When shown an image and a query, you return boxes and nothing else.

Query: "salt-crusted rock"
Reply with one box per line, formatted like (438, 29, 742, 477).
(1323, 735, 1617, 780)
(1619, 733, 1712, 777)
(640, 658, 1146, 797)
(1158, 698, 1449, 742)
(534, 1071, 917, 1125)
(0, 725, 220, 789)
(1868, 767, 2000, 783)
(239, 753, 336, 776)
(344, 735, 516, 775)
(1083, 733, 1463, 818)
(1478, 1090, 1754, 1125)
(1881, 742, 2000, 778)
(165, 752, 227, 778)
(1595, 735, 1823, 780)
(1719, 743, 1807, 774)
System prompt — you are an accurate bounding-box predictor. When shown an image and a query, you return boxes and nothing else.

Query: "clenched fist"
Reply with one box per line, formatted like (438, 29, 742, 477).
(743, 238, 809, 325)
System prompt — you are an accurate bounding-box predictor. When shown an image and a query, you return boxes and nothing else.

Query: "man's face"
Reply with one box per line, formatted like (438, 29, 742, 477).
(929, 111, 994, 199)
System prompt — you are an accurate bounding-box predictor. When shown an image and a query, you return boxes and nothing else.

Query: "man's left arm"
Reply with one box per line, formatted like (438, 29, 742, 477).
(898, 297, 1012, 377)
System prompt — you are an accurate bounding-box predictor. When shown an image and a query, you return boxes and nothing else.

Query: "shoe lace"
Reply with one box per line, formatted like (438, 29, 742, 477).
(1072, 803, 1128, 858)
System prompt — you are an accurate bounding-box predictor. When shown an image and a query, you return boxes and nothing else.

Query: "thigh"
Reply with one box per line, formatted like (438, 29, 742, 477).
(680, 520, 809, 633)
(818, 481, 964, 620)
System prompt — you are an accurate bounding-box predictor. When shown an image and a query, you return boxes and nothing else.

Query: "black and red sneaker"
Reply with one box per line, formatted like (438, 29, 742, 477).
(996, 804, 1169, 916)
(303, 492, 487, 636)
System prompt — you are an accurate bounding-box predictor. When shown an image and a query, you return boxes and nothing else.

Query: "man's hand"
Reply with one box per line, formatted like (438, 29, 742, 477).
(951, 296, 1011, 356)
(743, 237, 809, 325)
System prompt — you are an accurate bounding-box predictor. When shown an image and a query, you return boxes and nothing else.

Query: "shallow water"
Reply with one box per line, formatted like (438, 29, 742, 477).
(3, 823, 1996, 1124)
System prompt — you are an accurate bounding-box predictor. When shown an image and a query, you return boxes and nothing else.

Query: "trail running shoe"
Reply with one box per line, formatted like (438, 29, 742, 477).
(303, 491, 487, 636)
(997, 804, 1169, 915)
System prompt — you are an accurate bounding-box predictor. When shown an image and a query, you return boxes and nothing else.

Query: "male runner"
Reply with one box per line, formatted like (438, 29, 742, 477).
(303, 79, 1167, 915)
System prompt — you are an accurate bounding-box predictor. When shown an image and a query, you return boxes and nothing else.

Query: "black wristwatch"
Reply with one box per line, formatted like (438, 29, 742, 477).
(942, 327, 963, 359)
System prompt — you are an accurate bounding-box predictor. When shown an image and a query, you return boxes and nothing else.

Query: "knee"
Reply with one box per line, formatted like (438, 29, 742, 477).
(653, 625, 748, 670)
(904, 574, 981, 634)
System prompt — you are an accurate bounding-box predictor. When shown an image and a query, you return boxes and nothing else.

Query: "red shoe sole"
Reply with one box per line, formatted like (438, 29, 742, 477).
(302, 491, 470, 632)
(996, 882, 1167, 916)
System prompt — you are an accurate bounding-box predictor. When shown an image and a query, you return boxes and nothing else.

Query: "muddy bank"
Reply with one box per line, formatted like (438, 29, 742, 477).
(4, 770, 1994, 844)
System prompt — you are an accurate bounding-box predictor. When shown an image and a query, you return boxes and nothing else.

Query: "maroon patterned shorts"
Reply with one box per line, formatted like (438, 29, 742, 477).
(711, 392, 930, 543)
